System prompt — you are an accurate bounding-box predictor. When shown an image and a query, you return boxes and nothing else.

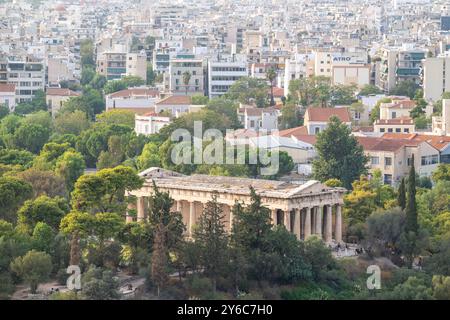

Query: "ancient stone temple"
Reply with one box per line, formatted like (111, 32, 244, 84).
(126, 167, 346, 243)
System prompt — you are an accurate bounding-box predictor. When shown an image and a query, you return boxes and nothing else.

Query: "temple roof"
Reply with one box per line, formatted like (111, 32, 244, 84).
(138, 167, 345, 199)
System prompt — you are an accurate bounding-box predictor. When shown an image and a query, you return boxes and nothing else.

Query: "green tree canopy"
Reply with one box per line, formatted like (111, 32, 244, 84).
(313, 116, 368, 189)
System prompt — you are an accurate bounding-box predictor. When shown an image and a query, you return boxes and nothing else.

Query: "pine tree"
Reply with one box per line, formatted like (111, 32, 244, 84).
(397, 178, 406, 210)
(312, 116, 368, 189)
(193, 191, 228, 293)
(405, 155, 418, 233)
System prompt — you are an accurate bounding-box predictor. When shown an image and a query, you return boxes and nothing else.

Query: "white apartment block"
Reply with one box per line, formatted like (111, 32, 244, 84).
(208, 55, 247, 99)
(283, 53, 315, 96)
(423, 55, 450, 102)
(6, 57, 45, 103)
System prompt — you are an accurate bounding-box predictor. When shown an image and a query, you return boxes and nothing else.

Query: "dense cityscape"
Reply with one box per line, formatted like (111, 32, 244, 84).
(0, 0, 449, 302)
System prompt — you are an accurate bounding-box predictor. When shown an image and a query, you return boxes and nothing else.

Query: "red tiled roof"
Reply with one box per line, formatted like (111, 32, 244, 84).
(109, 88, 160, 98)
(382, 133, 450, 151)
(278, 126, 309, 137)
(357, 136, 421, 152)
(0, 84, 15, 93)
(46, 88, 80, 96)
(292, 134, 317, 145)
(272, 87, 284, 97)
(383, 99, 416, 109)
(306, 107, 351, 122)
(156, 95, 192, 105)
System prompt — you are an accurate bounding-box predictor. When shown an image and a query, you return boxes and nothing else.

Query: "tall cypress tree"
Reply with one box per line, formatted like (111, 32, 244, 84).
(193, 191, 228, 293)
(397, 178, 406, 210)
(405, 155, 418, 233)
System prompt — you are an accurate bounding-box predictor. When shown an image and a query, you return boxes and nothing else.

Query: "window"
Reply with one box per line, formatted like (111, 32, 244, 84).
(421, 155, 439, 166)
(388, 128, 393, 132)
(384, 174, 393, 185)
(250, 120, 255, 128)
(380, 128, 385, 133)
(404, 128, 410, 133)
(395, 128, 401, 132)
(385, 157, 392, 166)
(371, 157, 379, 165)
(314, 127, 320, 134)
(392, 111, 397, 118)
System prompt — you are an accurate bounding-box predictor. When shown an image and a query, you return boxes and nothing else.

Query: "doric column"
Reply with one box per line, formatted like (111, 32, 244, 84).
(176, 200, 182, 212)
(126, 202, 134, 223)
(325, 205, 332, 243)
(304, 207, 311, 239)
(271, 209, 277, 226)
(315, 206, 322, 238)
(228, 205, 234, 231)
(284, 210, 291, 232)
(294, 209, 301, 240)
(335, 204, 342, 243)
(189, 201, 195, 236)
(137, 197, 145, 222)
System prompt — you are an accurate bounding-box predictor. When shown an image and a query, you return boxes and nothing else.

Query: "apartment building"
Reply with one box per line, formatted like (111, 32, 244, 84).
(283, 53, 315, 96)
(423, 55, 450, 102)
(243, 30, 263, 65)
(168, 55, 205, 96)
(378, 46, 427, 93)
(97, 50, 147, 81)
(6, 56, 45, 103)
(152, 50, 171, 74)
(207, 55, 247, 99)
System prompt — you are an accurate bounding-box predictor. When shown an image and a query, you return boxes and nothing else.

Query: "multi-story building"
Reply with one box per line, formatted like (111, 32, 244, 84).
(152, 50, 171, 74)
(357, 136, 440, 185)
(423, 55, 450, 102)
(135, 112, 171, 135)
(97, 50, 147, 81)
(168, 55, 205, 96)
(46, 88, 80, 117)
(6, 56, 45, 103)
(283, 53, 315, 96)
(237, 105, 279, 131)
(207, 54, 247, 99)
(378, 45, 427, 93)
